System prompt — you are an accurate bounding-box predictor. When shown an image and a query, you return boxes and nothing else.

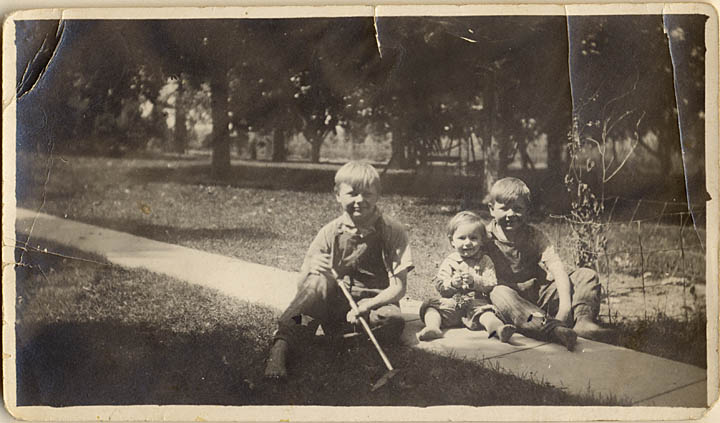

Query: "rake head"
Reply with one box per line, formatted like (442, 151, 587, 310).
(371, 368, 399, 391)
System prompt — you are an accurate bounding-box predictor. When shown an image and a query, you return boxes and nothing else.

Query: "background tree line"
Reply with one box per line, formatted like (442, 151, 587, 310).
(15, 15, 707, 204)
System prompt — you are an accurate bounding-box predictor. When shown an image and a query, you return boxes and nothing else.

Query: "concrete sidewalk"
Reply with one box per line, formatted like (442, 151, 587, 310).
(10, 208, 708, 407)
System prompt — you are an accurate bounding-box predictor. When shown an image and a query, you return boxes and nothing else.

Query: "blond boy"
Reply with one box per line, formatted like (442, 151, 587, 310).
(265, 161, 413, 379)
(486, 177, 611, 350)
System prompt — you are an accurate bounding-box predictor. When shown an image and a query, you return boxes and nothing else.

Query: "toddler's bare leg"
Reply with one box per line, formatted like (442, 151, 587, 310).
(417, 307, 443, 341)
(478, 311, 516, 343)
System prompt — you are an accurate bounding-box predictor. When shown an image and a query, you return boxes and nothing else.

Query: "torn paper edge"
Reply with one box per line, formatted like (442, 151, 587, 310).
(2, 2, 719, 422)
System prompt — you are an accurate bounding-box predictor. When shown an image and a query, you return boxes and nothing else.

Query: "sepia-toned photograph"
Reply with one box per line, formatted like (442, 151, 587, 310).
(2, 4, 718, 421)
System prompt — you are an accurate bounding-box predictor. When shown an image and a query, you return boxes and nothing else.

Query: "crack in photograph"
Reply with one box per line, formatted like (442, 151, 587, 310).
(2, 4, 717, 421)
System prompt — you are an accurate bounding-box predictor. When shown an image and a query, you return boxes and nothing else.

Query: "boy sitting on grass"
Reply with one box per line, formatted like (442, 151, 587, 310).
(417, 211, 516, 343)
(486, 177, 612, 351)
(265, 161, 413, 380)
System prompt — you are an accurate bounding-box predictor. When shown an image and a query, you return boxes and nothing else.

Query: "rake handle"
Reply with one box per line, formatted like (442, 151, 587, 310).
(333, 271, 394, 372)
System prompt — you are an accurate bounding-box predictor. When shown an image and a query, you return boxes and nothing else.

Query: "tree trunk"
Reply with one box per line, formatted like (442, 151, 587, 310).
(234, 129, 249, 158)
(210, 71, 231, 179)
(174, 78, 188, 155)
(308, 131, 325, 163)
(271, 129, 287, 162)
(248, 131, 258, 160)
(389, 133, 409, 169)
(483, 74, 500, 201)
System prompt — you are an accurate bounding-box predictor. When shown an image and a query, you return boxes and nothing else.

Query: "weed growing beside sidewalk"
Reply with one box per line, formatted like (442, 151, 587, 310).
(15, 242, 624, 406)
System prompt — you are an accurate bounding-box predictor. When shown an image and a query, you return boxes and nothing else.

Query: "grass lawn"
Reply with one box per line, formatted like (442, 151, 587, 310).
(15, 152, 707, 369)
(14, 243, 623, 406)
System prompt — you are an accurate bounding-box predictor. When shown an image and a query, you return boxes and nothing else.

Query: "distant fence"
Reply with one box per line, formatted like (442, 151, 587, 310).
(549, 196, 706, 323)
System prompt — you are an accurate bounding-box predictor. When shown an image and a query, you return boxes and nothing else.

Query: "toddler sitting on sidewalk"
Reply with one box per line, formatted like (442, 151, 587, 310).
(417, 211, 516, 343)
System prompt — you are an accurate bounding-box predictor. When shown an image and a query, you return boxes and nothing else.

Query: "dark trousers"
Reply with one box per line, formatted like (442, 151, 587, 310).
(274, 273, 405, 351)
(489, 268, 601, 341)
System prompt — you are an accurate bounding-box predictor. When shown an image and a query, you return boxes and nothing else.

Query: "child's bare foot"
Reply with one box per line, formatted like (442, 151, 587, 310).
(416, 327, 443, 341)
(264, 340, 289, 380)
(551, 326, 577, 351)
(498, 324, 516, 343)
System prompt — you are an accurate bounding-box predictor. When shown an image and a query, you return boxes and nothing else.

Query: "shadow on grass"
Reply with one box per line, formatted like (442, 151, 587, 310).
(16, 218, 279, 253)
(607, 313, 707, 369)
(128, 163, 502, 200)
(82, 218, 279, 245)
(16, 320, 621, 407)
(16, 321, 259, 406)
(13, 241, 621, 407)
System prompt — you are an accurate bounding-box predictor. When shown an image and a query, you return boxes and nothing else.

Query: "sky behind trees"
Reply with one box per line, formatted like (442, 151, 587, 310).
(13, 14, 709, 203)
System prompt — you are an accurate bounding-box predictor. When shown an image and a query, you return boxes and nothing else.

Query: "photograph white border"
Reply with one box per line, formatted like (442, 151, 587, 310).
(2, 2, 718, 421)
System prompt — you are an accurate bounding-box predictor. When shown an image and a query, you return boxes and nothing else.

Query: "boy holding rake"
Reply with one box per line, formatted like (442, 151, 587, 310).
(265, 161, 413, 379)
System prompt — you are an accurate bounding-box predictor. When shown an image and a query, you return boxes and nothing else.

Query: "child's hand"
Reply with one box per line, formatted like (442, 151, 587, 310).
(308, 253, 333, 277)
(460, 273, 475, 289)
(449, 274, 464, 289)
(475, 268, 498, 294)
(346, 298, 372, 324)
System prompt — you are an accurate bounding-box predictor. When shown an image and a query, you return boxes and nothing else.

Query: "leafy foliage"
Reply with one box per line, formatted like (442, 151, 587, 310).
(15, 15, 707, 199)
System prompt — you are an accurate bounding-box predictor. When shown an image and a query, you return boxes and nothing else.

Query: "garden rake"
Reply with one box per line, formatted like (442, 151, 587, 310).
(332, 243, 398, 391)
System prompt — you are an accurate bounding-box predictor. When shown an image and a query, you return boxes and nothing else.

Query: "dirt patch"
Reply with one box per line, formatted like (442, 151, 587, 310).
(600, 274, 705, 322)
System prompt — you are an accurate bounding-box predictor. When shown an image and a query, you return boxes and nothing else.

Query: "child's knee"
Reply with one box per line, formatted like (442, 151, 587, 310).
(571, 268, 602, 300)
(489, 285, 519, 304)
(371, 311, 405, 343)
(299, 273, 334, 295)
(573, 267, 599, 286)
(419, 298, 441, 322)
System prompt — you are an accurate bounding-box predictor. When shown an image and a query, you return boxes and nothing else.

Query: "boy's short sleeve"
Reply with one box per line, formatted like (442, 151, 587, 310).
(533, 227, 564, 270)
(299, 221, 336, 274)
(382, 216, 414, 276)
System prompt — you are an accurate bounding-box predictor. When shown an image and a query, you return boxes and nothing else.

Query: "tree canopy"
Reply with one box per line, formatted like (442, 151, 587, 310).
(14, 14, 708, 198)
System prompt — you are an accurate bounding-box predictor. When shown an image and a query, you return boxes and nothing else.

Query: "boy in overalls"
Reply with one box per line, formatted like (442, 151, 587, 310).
(485, 177, 612, 351)
(265, 161, 413, 380)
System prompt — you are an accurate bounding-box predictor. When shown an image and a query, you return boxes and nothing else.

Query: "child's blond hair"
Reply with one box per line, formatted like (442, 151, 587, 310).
(446, 211, 488, 244)
(334, 161, 382, 193)
(489, 177, 531, 207)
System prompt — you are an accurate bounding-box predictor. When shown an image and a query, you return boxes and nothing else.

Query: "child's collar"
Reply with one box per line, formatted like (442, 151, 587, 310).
(339, 208, 382, 233)
(489, 219, 526, 243)
(448, 250, 483, 263)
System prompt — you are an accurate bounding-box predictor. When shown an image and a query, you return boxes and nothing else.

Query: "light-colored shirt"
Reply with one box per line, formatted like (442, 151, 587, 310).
(434, 251, 497, 298)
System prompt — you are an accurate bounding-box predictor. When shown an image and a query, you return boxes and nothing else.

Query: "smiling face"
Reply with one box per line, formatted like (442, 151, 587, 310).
(489, 199, 529, 234)
(335, 182, 379, 226)
(450, 222, 485, 258)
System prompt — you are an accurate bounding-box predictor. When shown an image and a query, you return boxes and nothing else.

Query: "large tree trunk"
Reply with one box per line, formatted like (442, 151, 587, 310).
(389, 131, 411, 169)
(210, 71, 231, 179)
(271, 129, 287, 162)
(174, 78, 188, 154)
